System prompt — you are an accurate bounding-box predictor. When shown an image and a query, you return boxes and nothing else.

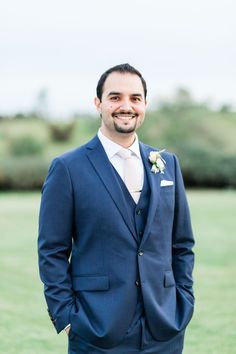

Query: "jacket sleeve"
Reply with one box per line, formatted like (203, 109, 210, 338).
(38, 157, 75, 333)
(172, 154, 195, 300)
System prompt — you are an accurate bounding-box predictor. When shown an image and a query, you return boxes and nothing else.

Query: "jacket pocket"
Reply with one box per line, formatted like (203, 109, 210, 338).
(164, 271, 176, 287)
(72, 275, 109, 291)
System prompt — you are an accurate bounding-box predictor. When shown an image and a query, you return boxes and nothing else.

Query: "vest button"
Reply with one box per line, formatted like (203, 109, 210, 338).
(138, 250, 144, 256)
(136, 208, 142, 215)
(135, 280, 140, 287)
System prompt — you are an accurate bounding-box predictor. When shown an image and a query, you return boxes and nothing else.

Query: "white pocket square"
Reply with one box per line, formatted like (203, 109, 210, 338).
(160, 180, 174, 187)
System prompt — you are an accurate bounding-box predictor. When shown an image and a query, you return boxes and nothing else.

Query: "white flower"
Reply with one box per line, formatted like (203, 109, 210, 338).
(149, 150, 166, 174)
(151, 164, 159, 173)
(156, 158, 165, 170)
(149, 151, 160, 163)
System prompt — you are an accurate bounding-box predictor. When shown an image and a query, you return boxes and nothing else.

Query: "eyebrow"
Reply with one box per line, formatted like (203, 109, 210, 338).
(107, 92, 143, 97)
(107, 92, 121, 96)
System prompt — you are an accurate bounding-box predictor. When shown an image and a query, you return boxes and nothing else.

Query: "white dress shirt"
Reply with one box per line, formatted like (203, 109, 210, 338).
(97, 129, 144, 189)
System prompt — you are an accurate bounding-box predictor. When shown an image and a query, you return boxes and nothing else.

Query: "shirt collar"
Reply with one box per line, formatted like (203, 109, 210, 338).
(97, 129, 141, 160)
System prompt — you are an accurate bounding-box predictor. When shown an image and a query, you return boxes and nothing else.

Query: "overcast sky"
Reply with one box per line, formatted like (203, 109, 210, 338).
(0, 0, 235, 117)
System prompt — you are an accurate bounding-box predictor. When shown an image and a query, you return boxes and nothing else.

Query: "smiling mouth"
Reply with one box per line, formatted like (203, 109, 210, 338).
(112, 113, 137, 119)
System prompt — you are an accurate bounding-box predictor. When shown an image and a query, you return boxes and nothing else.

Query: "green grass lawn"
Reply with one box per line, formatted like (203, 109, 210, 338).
(0, 190, 236, 354)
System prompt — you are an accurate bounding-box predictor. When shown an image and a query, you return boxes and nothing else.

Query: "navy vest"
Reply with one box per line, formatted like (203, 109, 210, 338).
(112, 163, 151, 326)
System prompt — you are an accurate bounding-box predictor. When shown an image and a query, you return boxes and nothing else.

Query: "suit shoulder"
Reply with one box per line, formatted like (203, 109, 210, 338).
(53, 136, 96, 166)
(57, 145, 84, 162)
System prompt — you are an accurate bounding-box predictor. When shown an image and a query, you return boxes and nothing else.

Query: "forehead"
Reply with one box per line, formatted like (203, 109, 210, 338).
(103, 72, 144, 96)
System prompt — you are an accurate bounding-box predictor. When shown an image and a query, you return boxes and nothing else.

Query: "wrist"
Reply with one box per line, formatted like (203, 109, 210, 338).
(64, 324, 71, 335)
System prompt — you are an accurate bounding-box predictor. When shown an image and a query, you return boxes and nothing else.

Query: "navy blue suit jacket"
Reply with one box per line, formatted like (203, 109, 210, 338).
(38, 135, 194, 348)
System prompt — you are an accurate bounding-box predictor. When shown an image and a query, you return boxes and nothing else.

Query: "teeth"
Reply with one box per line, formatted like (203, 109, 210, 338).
(114, 115, 135, 118)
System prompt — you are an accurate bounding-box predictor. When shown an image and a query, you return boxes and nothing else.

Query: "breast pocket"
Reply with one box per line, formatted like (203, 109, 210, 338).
(160, 186, 175, 213)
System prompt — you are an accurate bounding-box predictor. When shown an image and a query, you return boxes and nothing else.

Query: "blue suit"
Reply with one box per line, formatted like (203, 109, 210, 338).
(38, 135, 194, 350)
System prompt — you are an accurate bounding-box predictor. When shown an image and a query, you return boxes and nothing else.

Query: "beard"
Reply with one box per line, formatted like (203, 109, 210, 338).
(113, 120, 137, 134)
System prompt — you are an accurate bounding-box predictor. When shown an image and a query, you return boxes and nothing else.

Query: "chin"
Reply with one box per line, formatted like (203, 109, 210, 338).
(115, 127, 136, 134)
(114, 122, 137, 134)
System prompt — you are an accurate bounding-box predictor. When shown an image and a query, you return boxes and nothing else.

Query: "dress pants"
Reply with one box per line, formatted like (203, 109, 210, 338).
(68, 316, 184, 354)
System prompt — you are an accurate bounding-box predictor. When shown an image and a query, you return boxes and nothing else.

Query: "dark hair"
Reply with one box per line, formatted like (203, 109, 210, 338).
(96, 63, 147, 101)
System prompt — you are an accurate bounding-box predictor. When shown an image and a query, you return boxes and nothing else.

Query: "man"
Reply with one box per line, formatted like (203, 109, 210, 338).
(38, 63, 194, 354)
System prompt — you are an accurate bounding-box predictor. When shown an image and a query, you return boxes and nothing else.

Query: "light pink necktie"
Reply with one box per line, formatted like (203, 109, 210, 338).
(117, 149, 143, 204)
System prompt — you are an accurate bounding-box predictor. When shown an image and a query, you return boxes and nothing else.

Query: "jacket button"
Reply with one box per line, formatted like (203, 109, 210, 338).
(138, 250, 144, 256)
(135, 280, 140, 287)
(136, 208, 142, 215)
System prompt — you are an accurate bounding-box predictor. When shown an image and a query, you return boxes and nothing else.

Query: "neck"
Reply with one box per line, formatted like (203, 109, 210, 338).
(100, 127, 136, 148)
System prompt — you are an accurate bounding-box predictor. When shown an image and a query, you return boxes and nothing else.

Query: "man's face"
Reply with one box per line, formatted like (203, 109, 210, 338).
(95, 72, 147, 138)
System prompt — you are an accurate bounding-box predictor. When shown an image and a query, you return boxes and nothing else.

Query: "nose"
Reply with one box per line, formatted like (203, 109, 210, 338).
(119, 98, 132, 111)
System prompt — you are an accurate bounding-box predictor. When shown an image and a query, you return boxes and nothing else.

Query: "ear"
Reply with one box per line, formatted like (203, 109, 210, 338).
(94, 97, 101, 113)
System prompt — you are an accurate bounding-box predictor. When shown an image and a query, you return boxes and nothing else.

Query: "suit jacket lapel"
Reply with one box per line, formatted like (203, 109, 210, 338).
(139, 143, 161, 246)
(86, 136, 138, 242)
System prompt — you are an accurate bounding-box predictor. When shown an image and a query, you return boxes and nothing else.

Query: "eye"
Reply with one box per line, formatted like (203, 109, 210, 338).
(110, 96, 119, 101)
(132, 96, 141, 102)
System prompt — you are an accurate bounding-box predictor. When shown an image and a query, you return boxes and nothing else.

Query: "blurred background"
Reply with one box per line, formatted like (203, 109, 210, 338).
(0, 0, 235, 353)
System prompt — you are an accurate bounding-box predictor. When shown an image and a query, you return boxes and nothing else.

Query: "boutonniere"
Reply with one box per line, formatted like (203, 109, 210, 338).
(149, 150, 166, 174)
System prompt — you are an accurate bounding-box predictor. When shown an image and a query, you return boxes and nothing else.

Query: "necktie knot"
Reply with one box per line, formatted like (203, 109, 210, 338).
(117, 148, 132, 160)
